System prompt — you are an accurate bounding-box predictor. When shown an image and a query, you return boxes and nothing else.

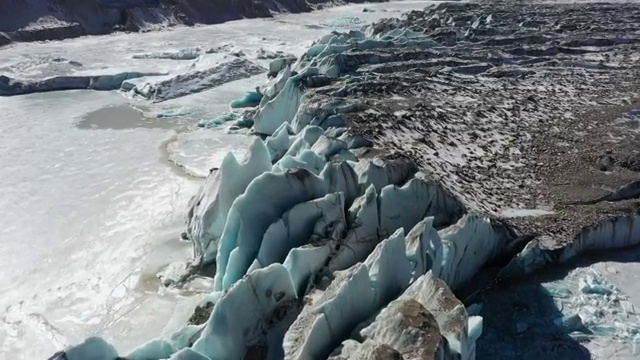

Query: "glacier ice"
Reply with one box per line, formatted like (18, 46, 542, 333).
(291, 98, 362, 134)
(327, 184, 380, 271)
(355, 158, 417, 192)
(126, 323, 206, 359)
(268, 57, 297, 78)
(291, 214, 511, 359)
(284, 229, 413, 360)
(337, 131, 373, 150)
(126, 339, 175, 360)
(281, 126, 325, 160)
(214, 168, 329, 291)
(436, 214, 511, 290)
(378, 177, 465, 234)
(192, 264, 298, 360)
(283, 220, 489, 360)
(229, 90, 263, 109)
(283, 245, 333, 296)
(332, 272, 482, 360)
(169, 348, 211, 360)
(53, 337, 119, 360)
(363, 229, 412, 308)
(272, 150, 326, 175)
(249, 192, 346, 273)
(253, 68, 319, 135)
(186, 138, 272, 265)
(310, 135, 349, 160)
(319, 161, 360, 208)
(266, 123, 297, 163)
(561, 215, 640, 262)
(263, 65, 293, 100)
(284, 264, 376, 360)
(404, 213, 514, 291)
(405, 217, 442, 281)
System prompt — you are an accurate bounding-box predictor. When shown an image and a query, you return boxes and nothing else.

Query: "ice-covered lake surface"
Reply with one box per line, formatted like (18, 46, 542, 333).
(0, 2, 436, 358)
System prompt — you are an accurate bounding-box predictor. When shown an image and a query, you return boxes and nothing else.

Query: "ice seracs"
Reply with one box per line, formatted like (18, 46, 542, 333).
(193, 264, 298, 360)
(186, 138, 272, 265)
(330, 272, 482, 360)
(378, 177, 465, 234)
(249, 192, 346, 274)
(253, 68, 318, 135)
(214, 168, 329, 291)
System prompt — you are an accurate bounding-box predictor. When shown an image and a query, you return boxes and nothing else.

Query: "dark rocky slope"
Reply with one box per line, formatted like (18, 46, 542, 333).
(0, 0, 383, 46)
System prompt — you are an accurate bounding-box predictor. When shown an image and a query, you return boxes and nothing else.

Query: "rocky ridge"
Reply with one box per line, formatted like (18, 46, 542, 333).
(0, 0, 382, 46)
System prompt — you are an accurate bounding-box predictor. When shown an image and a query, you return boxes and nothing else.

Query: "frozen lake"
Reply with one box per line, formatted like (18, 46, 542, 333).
(0, 2, 435, 358)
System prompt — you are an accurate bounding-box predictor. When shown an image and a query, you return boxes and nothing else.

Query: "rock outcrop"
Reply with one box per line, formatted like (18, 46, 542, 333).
(0, 0, 385, 46)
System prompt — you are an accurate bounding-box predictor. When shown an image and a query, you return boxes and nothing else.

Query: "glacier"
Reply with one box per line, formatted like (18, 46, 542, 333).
(52, 1, 640, 359)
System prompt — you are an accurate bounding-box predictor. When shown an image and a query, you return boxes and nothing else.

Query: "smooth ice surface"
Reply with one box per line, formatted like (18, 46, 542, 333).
(0, 91, 203, 358)
(0, 2, 437, 358)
